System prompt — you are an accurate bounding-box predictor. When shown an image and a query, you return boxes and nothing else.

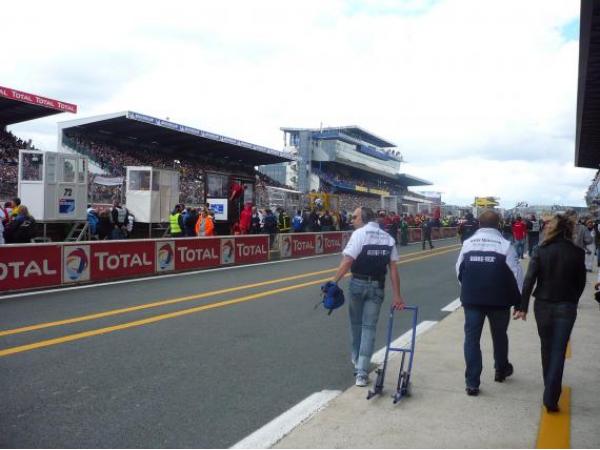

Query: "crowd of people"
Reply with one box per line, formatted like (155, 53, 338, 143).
(313, 166, 407, 197)
(0, 129, 36, 199)
(0, 197, 37, 244)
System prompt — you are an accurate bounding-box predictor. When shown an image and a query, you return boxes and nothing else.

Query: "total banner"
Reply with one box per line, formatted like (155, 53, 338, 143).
(280, 232, 348, 259)
(222, 236, 270, 265)
(174, 238, 221, 271)
(0, 244, 62, 291)
(89, 241, 155, 281)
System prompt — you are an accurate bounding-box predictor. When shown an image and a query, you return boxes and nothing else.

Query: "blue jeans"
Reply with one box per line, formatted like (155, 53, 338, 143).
(534, 300, 577, 408)
(348, 278, 385, 376)
(514, 239, 525, 258)
(463, 306, 511, 388)
(527, 233, 539, 256)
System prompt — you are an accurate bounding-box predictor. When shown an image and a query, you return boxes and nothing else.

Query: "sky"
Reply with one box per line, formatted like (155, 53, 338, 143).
(2, 0, 594, 208)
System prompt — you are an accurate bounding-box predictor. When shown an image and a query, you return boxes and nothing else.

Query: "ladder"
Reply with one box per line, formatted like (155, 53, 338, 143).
(65, 221, 89, 242)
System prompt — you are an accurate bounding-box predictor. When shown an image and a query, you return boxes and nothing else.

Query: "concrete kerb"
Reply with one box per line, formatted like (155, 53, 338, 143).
(273, 273, 600, 449)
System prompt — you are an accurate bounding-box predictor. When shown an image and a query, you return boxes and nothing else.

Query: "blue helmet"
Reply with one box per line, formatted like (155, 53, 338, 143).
(317, 281, 345, 315)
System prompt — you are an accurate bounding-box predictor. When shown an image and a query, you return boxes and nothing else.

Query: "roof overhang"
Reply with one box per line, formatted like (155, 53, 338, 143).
(0, 86, 77, 125)
(281, 125, 396, 148)
(397, 173, 432, 186)
(59, 111, 294, 166)
(575, 0, 600, 168)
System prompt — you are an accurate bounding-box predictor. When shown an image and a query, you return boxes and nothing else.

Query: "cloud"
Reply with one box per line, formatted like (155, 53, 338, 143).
(1, 0, 590, 207)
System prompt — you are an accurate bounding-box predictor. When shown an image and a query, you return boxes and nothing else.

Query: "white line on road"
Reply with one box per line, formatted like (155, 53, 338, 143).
(230, 389, 342, 449)
(441, 298, 462, 312)
(371, 320, 438, 365)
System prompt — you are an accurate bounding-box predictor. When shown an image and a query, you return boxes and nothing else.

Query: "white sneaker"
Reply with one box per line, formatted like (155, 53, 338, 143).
(355, 374, 369, 387)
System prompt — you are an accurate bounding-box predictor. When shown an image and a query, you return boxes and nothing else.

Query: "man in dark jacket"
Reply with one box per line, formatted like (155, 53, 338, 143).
(456, 210, 524, 396)
(459, 213, 478, 243)
(421, 218, 434, 250)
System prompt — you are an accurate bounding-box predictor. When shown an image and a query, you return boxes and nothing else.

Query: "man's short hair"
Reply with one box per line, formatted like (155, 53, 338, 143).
(479, 210, 500, 228)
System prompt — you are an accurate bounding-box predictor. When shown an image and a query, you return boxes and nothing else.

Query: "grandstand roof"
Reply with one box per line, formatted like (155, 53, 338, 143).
(59, 111, 294, 166)
(0, 86, 77, 126)
(576, 0, 600, 168)
(397, 173, 431, 187)
(281, 125, 396, 148)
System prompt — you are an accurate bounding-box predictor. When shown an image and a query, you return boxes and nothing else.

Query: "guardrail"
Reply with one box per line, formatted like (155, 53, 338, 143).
(0, 228, 458, 294)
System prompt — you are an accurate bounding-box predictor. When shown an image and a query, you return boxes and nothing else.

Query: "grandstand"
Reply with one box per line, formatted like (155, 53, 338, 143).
(58, 111, 294, 229)
(259, 125, 431, 212)
(0, 86, 77, 199)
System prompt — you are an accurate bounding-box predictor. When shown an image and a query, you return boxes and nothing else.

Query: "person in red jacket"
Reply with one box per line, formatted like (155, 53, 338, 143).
(512, 216, 527, 259)
(239, 202, 252, 234)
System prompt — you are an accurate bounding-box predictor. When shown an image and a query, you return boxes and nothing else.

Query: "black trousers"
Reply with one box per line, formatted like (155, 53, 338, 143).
(534, 300, 577, 408)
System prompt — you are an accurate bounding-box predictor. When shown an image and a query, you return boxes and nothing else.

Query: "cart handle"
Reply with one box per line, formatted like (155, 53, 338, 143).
(390, 305, 418, 312)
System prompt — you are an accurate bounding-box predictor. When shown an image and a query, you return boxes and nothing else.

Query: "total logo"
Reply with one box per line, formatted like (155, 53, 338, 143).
(156, 241, 175, 272)
(280, 235, 292, 258)
(315, 234, 324, 254)
(221, 239, 235, 265)
(63, 245, 90, 282)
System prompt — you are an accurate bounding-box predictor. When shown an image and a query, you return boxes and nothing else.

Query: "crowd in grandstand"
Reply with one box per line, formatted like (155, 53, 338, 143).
(0, 129, 35, 198)
(312, 166, 406, 196)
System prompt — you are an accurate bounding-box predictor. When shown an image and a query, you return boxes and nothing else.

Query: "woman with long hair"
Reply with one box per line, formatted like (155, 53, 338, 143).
(516, 214, 586, 412)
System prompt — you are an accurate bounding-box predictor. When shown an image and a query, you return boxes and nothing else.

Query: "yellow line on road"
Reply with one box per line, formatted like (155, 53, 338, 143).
(0, 246, 460, 357)
(0, 245, 460, 338)
(536, 386, 571, 448)
(565, 341, 572, 359)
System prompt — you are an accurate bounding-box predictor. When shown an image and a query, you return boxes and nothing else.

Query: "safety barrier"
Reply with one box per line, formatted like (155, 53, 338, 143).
(0, 235, 270, 293)
(0, 227, 458, 294)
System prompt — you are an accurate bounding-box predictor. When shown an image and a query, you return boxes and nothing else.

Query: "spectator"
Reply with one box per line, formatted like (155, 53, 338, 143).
(585, 219, 595, 272)
(421, 217, 434, 250)
(5, 205, 36, 243)
(239, 203, 253, 234)
(184, 207, 199, 237)
(97, 209, 113, 240)
(110, 200, 129, 240)
(526, 214, 542, 257)
(263, 208, 278, 247)
(250, 206, 262, 234)
(320, 210, 334, 232)
(195, 210, 215, 237)
(292, 209, 304, 233)
(566, 210, 593, 252)
(87, 206, 100, 239)
(169, 204, 184, 238)
(517, 214, 586, 412)
(458, 213, 478, 243)
(512, 216, 527, 259)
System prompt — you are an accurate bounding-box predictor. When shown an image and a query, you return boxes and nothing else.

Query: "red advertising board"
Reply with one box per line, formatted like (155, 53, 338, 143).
(0, 86, 77, 113)
(0, 244, 62, 291)
(89, 241, 155, 281)
(290, 234, 316, 257)
(175, 238, 221, 271)
(226, 236, 270, 265)
(322, 232, 343, 254)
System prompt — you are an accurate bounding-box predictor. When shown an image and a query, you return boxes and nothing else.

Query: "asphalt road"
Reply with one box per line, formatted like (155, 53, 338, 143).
(0, 238, 461, 448)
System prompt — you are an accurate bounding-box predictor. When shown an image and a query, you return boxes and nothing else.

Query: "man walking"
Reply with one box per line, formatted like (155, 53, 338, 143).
(331, 207, 406, 387)
(421, 217, 434, 250)
(512, 216, 527, 259)
(456, 210, 524, 396)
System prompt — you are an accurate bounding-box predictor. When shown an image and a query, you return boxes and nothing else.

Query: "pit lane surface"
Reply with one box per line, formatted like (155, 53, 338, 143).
(0, 239, 461, 448)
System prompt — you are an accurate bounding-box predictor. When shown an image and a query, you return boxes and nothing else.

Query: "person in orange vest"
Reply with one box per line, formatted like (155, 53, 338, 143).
(195, 209, 215, 237)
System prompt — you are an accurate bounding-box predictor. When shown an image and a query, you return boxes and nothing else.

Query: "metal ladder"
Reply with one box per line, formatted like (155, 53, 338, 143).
(65, 221, 89, 242)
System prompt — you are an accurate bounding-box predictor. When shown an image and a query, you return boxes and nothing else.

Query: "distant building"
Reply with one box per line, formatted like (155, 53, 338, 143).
(259, 125, 431, 212)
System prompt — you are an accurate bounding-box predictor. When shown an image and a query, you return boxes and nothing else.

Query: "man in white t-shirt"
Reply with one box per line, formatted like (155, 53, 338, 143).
(331, 206, 406, 387)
